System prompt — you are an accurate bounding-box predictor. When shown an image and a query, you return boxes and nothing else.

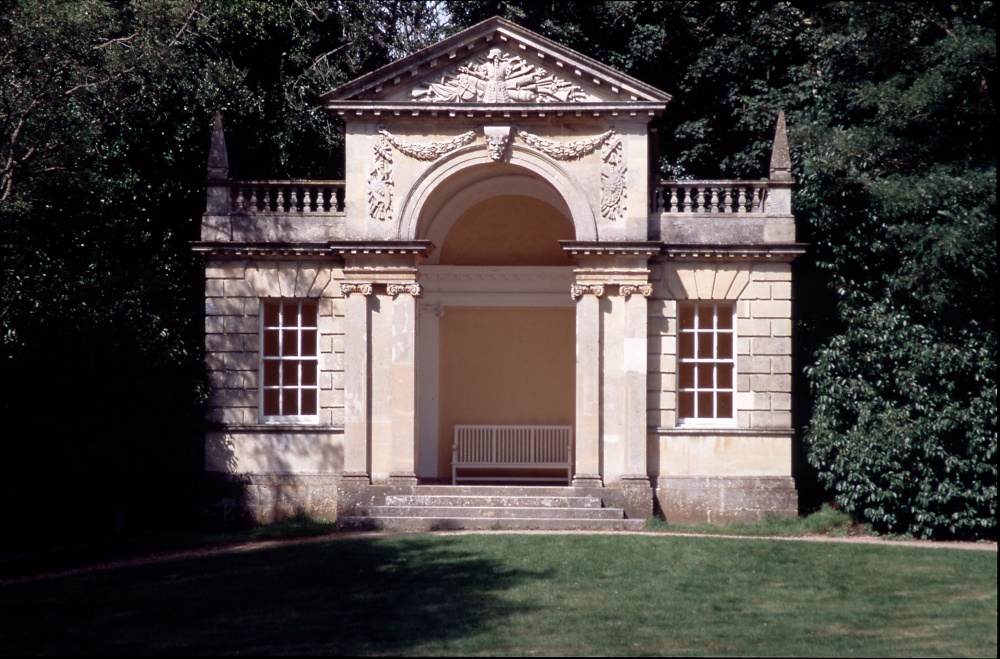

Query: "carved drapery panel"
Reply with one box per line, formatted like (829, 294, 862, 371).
(600, 132, 626, 223)
(411, 49, 590, 104)
(367, 134, 394, 222)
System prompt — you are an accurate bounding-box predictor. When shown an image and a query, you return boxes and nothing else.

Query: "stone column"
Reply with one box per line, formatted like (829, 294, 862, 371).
(341, 282, 372, 481)
(572, 283, 603, 487)
(388, 283, 420, 484)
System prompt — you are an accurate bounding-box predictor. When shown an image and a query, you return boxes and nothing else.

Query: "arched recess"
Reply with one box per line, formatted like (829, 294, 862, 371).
(411, 145, 582, 481)
(398, 143, 597, 245)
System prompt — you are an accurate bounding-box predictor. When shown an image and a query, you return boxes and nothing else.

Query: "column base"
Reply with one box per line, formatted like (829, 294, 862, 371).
(572, 474, 603, 488)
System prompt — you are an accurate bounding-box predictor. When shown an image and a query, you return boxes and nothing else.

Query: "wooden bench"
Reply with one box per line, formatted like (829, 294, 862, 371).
(452, 425, 573, 485)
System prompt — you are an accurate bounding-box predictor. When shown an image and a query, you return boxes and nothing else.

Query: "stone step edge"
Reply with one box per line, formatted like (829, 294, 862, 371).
(386, 495, 602, 508)
(365, 506, 624, 519)
(338, 516, 646, 531)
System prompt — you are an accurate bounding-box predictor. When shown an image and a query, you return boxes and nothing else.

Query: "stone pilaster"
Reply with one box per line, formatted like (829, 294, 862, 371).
(571, 283, 604, 486)
(341, 282, 372, 480)
(388, 283, 420, 482)
(621, 284, 652, 478)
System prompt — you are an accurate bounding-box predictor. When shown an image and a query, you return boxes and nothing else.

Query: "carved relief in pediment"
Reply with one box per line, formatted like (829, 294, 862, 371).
(411, 48, 593, 104)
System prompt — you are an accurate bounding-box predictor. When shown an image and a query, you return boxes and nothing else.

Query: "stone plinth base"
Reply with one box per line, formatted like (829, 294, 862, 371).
(654, 476, 797, 525)
(201, 472, 340, 527)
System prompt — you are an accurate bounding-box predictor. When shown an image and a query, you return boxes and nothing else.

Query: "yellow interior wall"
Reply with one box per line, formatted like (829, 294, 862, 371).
(439, 195, 575, 265)
(438, 307, 575, 477)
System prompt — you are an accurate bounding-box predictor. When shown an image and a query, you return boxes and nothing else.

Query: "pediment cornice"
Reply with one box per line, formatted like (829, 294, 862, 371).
(321, 17, 671, 116)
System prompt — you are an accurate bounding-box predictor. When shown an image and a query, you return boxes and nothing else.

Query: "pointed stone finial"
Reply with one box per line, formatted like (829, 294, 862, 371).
(207, 111, 229, 180)
(769, 110, 792, 181)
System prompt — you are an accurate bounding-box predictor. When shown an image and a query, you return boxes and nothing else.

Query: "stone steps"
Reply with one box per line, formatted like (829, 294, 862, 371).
(338, 485, 645, 531)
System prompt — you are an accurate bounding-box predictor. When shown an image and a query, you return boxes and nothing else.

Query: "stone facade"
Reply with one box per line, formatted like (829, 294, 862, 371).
(194, 17, 805, 525)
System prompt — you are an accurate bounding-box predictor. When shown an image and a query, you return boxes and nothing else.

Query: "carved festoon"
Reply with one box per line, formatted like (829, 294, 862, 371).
(379, 125, 477, 161)
(515, 128, 614, 160)
(412, 48, 590, 104)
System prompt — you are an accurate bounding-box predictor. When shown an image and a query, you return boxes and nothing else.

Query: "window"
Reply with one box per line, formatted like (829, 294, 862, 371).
(261, 299, 319, 421)
(677, 302, 735, 423)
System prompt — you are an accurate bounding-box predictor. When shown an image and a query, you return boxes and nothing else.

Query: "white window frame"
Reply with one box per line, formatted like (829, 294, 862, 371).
(676, 301, 737, 427)
(259, 299, 319, 424)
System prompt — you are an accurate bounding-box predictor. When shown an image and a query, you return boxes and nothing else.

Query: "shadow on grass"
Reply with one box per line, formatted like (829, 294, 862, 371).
(0, 535, 548, 655)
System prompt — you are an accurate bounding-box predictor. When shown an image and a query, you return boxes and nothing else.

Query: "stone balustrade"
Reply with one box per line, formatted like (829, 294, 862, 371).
(651, 181, 770, 214)
(225, 180, 346, 214)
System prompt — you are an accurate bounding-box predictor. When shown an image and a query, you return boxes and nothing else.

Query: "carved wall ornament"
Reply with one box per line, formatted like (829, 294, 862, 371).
(368, 126, 476, 221)
(600, 131, 626, 222)
(387, 282, 422, 297)
(367, 133, 393, 222)
(379, 125, 477, 161)
(571, 283, 606, 299)
(484, 125, 512, 161)
(515, 127, 626, 222)
(618, 283, 653, 298)
(412, 48, 590, 104)
(515, 128, 615, 161)
(340, 282, 373, 297)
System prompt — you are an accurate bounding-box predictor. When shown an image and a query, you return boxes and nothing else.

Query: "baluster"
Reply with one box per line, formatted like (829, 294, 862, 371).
(696, 187, 706, 213)
(232, 186, 244, 212)
(249, 185, 261, 212)
(681, 186, 692, 212)
(723, 187, 733, 213)
(710, 187, 720, 213)
(274, 186, 284, 212)
(289, 186, 300, 213)
(736, 187, 747, 214)
(752, 187, 763, 213)
(669, 186, 679, 213)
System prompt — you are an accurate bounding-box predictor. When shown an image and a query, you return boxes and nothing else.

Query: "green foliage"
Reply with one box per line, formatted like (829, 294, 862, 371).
(0, 0, 443, 539)
(794, 3, 996, 539)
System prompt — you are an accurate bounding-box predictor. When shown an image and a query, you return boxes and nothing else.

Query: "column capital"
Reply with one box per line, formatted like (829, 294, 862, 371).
(341, 282, 373, 297)
(387, 282, 422, 297)
(618, 283, 653, 298)
(571, 283, 605, 300)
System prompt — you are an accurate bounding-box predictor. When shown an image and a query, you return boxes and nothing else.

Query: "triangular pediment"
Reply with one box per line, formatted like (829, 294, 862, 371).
(322, 17, 672, 114)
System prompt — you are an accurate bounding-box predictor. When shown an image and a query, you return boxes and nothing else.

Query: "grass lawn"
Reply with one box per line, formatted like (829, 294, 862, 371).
(0, 533, 995, 656)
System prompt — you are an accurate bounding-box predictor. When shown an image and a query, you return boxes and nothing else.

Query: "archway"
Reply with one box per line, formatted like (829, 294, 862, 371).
(415, 172, 579, 481)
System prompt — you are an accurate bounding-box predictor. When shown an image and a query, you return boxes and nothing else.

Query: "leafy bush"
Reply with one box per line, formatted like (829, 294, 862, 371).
(806, 300, 997, 539)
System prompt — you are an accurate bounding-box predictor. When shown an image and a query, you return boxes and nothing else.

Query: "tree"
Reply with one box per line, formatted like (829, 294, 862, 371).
(794, 3, 996, 538)
(0, 0, 445, 541)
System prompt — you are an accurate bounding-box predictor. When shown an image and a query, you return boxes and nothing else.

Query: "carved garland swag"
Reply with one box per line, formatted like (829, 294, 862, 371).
(367, 125, 626, 223)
